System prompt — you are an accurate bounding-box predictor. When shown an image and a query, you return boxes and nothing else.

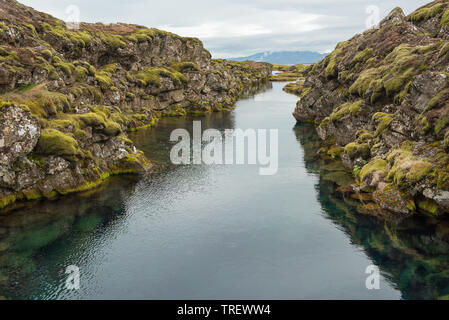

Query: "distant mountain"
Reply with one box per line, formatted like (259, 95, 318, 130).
(229, 51, 327, 65)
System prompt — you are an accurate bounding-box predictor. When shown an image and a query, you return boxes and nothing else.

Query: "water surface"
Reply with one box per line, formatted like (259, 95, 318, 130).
(1, 82, 449, 299)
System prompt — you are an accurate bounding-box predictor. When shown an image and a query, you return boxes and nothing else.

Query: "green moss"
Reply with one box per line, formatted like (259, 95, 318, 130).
(349, 68, 380, 97)
(18, 83, 37, 92)
(395, 81, 412, 103)
(378, 45, 419, 97)
(442, 9, 449, 26)
(325, 50, 340, 79)
(283, 81, 304, 96)
(92, 63, 119, 90)
(369, 80, 385, 104)
(135, 68, 161, 86)
(339, 71, 353, 81)
(4, 91, 70, 118)
(38, 129, 79, 157)
(36, 57, 59, 80)
(101, 63, 118, 74)
(40, 23, 92, 47)
(386, 146, 433, 188)
(425, 89, 449, 111)
(439, 42, 449, 59)
(23, 188, 42, 201)
(0, 193, 23, 209)
(300, 87, 312, 98)
(22, 22, 36, 33)
(344, 142, 370, 159)
(410, 3, 444, 22)
(87, 64, 97, 76)
(98, 32, 126, 49)
(85, 85, 103, 103)
(103, 121, 122, 136)
(126, 27, 180, 43)
(171, 61, 199, 73)
(53, 56, 75, 76)
(418, 199, 438, 215)
(372, 112, 393, 137)
(357, 131, 374, 143)
(329, 100, 363, 122)
(327, 146, 344, 158)
(74, 110, 122, 136)
(270, 72, 300, 81)
(383, 67, 414, 97)
(435, 116, 449, 135)
(46, 119, 72, 131)
(95, 73, 113, 90)
(419, 115, 432, 134)
(352, 48, 374, 64)
(125, 92, 135, 101)
(41, 49, 52, 60)
(27, 153, 43, 167)
(359, 158, 388, 181)
(74, 66, 88, 82)
(0, 47, 18, 62)
(134, 67, 187, 87)
(127, 28, 156, 43)
(0, 101, 15, 109)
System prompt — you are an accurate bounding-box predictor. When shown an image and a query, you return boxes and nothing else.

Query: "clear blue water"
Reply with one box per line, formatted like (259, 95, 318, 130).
(1, 82, 449, 299)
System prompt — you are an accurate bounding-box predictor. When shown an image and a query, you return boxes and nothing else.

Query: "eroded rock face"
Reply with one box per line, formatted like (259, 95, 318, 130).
(292, 1, 449, 217)
(0, 105, 40, 166)
(0, 0, 272, 209)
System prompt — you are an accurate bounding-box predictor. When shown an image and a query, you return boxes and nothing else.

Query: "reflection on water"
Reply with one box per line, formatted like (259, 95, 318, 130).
(0, 82, 448, 299)
(294, 124, 449, 300)
(0, 176, 139, 299)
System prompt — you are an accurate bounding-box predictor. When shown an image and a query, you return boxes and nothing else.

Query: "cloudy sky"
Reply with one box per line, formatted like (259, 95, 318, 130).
(21, 0, 430, 58)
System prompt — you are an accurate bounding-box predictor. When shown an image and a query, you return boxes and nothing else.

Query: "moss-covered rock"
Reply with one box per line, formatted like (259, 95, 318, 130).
(293, 1, 449, 217)
(37, 128, 80, 157)
(0, 0, 273, 210)
(359, 158, 388, 182)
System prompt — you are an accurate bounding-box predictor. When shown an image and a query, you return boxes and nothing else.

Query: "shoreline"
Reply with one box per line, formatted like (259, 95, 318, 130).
(0, 80, 272, 213)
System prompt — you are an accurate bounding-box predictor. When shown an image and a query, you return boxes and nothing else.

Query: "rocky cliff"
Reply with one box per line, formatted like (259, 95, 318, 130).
(293, 0, 449, 217)
(0, 0, 271, 210)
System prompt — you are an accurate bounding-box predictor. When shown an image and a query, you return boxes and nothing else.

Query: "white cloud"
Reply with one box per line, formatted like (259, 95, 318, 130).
(19, 0, 431, 58)
(159, 23, 272, 39)
(159, 10, 323, 39)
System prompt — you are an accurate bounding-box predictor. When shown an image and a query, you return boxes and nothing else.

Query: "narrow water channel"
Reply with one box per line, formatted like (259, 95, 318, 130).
(1, 82, 449, 299)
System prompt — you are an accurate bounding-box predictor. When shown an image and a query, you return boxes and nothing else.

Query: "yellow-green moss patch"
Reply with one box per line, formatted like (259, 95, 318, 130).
(352, 48, 374, 65)
(418, 199, 438, 215)
(330, 100, 363, 122)
(410, 3, 444, 22)
(442, 9, 449, 27)
(38, 129, 80, 157)
(344, 142, 370, 159)
(358, 158, 388, 181)
(373, 112, 394, 137)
